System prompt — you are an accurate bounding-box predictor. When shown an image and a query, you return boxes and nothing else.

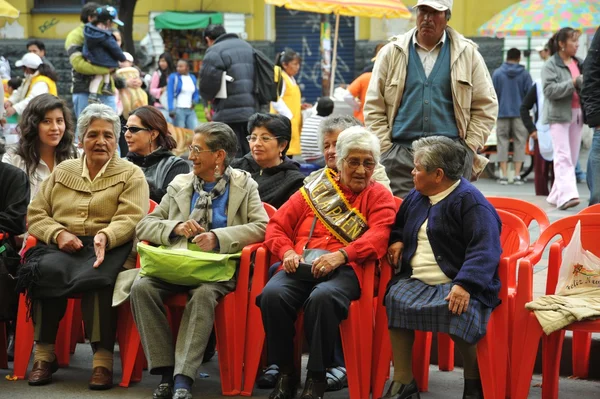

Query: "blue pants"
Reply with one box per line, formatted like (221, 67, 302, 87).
(587, 128, 600, 205)
(174, 108, 198, 130)
(73, 92, 116, 119)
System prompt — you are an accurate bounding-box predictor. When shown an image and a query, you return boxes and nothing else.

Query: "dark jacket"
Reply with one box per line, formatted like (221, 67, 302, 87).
(230, 153, 305, 209)
(389, 178, 502, 308)
(582, 26, 600, 127)
(520, 83, 539, 134)
(0, 162, 29, 235)
(83, 23, 126, 68)
(492, 62, 532, 118)
(126, 147, 190, 203)
(199, 33, 257, 123)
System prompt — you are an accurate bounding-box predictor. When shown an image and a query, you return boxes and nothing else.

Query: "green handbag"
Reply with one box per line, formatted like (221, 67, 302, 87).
(138, 242, 241, 286)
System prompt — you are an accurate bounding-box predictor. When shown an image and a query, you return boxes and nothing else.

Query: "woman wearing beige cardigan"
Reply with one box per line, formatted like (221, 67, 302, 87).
(130, 122, 268, 399)
(18, 104, 149, 390)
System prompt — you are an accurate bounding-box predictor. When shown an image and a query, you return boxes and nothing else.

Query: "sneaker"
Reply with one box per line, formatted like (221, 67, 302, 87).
(101, 83, 114, 95)
(497, 177, 508, 185)
(513, 176, 524, 185)
(88, 92, 100, 104)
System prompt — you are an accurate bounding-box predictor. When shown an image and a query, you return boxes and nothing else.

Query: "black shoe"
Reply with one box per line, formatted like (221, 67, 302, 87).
(325, 366, 347, 392)
(463, 379, 483, 399)
(379, 379, 420, 399)
(300, 378, 326, 399)
(257, 364, 280, 389)
(88, 93, 100, 104)
(269, 373, 298, 399)
(153, 382, 173, 399)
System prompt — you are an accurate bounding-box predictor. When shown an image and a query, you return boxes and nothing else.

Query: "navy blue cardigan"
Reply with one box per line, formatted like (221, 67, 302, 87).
(389, 178, 502, 308)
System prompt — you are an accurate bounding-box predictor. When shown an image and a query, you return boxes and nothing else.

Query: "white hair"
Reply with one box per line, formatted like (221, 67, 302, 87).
(76, 103, 121, 142)
(335, 126, 381, 170)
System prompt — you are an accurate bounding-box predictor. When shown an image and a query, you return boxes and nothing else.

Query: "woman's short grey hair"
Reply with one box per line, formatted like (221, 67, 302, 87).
(76, 104, 121, 142)
(335, 126, 381, 170)
(318, 115, 363, 152)
(194, 122, 238, 168)
(412, 136, 466, 181)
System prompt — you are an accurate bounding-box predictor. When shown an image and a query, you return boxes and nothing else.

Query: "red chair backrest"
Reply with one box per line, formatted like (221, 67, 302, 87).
(577, 203, 600, 215)
(487, 196, 550, 232)
(149, 199, 158, 213)
(497, 209, 530, 258)
(263, 203, 277, 218)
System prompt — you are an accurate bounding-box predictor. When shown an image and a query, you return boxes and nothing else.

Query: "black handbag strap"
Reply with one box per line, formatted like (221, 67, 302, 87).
(303, 216, 318, 251)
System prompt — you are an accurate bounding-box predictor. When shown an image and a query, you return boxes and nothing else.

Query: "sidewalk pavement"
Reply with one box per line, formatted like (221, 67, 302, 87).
(1, 177, 599, 398)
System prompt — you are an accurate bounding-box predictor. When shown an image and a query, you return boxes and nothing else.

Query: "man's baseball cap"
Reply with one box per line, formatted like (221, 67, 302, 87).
(15, 53, 43, 69)
(414, 0, 453, 12)
(96, 5, 124, 26)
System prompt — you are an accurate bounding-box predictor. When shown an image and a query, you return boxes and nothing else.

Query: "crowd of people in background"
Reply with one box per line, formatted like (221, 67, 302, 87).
(2, 0, 600, 398)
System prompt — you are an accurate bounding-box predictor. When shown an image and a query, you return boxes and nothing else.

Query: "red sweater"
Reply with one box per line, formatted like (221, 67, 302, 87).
(265, 181, 396, 287)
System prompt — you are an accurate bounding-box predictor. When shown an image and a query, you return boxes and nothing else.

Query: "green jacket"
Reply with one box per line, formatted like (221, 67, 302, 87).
(65, 24, 114, 94)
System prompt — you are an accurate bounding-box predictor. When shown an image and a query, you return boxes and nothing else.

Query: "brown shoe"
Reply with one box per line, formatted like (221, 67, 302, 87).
(28, 358, 59, 386)
(558, 198, 580, 210)
(89, 366, 113, 390)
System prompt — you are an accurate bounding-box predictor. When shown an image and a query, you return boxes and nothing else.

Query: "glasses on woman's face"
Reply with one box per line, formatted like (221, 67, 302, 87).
(124, 126, 151, 134)
(343, 158, 376, 171)
(188, 145, 214, 156)
(246, 135, 282, 143)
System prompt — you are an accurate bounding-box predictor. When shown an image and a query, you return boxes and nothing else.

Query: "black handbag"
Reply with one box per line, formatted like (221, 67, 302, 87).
(291, 217, 331, 283)
(0, 233, 21, 321)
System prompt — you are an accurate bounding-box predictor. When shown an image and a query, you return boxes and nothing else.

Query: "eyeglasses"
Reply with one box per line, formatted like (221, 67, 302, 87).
(343, 158, 376, 171)
(246, 135, 283, 143)
(188, 145, 214, 156)
(124, 126, 152, 134)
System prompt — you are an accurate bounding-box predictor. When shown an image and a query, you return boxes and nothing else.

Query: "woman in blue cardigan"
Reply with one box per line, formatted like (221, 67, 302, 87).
(381, 136, 502, 399)
(167, 59, 200, 130)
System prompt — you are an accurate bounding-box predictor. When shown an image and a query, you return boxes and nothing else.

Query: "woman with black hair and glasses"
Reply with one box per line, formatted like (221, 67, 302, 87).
(124, 105, 189, 203)
(230, 113, 305, 208)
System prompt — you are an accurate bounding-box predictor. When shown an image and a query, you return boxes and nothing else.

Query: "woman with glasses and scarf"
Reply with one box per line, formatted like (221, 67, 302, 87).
(230, 113, 305, 208)
(124, 106, 189, 203)
(130, 122, 268, 399)
(258, 127, 396, 399)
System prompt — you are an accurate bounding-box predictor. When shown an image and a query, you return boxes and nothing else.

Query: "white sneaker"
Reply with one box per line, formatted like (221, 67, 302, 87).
(513, 176, 524, 185)
(497, 177, 508, 185)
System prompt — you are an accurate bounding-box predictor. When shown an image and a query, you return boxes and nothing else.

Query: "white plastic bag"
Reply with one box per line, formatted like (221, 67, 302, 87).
(556, 221, 600, 296)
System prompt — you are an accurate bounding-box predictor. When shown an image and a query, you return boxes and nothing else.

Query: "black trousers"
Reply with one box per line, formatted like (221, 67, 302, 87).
(257, 266, 360, 373)
(226, 121, 250, 158)
(34, 286, 117, 352)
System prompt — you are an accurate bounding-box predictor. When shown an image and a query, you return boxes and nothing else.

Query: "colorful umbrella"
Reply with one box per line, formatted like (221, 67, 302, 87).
(0, 0, 19, 19)
(266, 0, 411, 93)
(478, 0, 600, 38)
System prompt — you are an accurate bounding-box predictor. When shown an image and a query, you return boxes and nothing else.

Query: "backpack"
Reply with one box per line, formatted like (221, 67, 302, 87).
(253, 49, 282, 105)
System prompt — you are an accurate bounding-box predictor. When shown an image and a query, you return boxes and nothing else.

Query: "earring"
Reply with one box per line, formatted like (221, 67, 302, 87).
(279, 151, 282, 158)
(214, 164, 219, 175)
(561, 47, 565, 52)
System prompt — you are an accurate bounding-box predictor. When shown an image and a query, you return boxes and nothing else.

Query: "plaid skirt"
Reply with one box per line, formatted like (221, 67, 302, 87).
(385, 278, 492, 344)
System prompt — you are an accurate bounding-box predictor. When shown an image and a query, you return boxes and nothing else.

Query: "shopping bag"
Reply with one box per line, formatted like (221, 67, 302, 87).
(138, 242, 240, 286)
(556, 221, 600, 295)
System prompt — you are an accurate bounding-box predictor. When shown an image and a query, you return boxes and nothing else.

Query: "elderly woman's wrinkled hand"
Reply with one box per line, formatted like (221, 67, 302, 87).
(192, 232, 218, 251)
(445, 284, 471, 315)
(92, 233, 107, 268)
(174, 220, 205, 239)
(56, 230, 84, 254)
(388, 242, 404, 268)
(311, 251, 345, 279)
(282, 250, 301, 273)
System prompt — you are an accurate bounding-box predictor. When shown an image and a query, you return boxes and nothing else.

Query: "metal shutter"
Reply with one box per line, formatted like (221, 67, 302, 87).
(275, 7, 355, 103)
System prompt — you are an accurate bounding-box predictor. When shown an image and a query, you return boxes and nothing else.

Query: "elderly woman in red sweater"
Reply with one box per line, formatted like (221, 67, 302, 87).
(257, 126, 396, 399)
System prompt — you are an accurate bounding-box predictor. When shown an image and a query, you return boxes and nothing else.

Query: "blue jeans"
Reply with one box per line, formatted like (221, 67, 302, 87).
(72, 92, 117, 119)
(174, 108, 198, 130)
(587, 128, 600, 205)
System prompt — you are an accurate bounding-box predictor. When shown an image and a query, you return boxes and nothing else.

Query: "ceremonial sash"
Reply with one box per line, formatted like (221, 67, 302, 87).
(300, 168, 368, 245)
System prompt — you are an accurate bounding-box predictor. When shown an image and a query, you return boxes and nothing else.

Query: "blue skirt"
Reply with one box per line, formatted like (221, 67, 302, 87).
(385, 278, 492, 344)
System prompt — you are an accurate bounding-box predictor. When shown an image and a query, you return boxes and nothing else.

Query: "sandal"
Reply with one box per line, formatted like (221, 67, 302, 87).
(326, 366, 348, 392)
(257, 364, 280, 389)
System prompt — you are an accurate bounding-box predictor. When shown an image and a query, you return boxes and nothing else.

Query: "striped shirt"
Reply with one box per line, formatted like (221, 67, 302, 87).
(300, 114, 325, 162)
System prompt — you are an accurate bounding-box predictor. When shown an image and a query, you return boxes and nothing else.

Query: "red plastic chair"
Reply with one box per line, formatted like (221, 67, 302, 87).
(511, 214, 600, 399)
(578, 203, 600, 215)
(13, 200, 158, 382)
(371, 209, 530, 399)
(118, 202, 272, 394)
(431, 197, 548, 381)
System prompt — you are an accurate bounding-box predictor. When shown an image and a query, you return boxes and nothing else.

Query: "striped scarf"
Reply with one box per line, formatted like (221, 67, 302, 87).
(189, 166, 231, 231)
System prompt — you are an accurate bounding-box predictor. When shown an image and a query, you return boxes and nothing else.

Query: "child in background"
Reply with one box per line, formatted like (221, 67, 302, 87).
(83, 5, 126, 104)
(3, 78, 23, 99)
(300, 97, 334, 166)
(115, 52, 148, 120)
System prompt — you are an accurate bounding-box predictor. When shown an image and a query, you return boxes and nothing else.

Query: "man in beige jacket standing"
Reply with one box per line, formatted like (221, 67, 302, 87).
(364, 0, 497, 198)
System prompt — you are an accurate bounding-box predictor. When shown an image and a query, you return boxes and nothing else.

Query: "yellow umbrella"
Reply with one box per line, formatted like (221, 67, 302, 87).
(266, 0, 411, 93)
(0, 0, 19, 18)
